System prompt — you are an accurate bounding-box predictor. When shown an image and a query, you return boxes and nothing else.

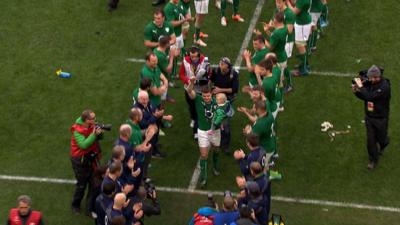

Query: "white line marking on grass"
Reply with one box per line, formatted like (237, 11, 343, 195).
(188, 160, 201, 191)
(0, 175, 76, 184)
(311, 70, 354, 77)
(2, 174, 400, 213)
(126, 58, 353, 77)
(233, 0, 266, 69)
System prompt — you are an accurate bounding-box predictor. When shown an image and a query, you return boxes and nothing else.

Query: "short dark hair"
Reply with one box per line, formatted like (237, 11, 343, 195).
(17, 195, 32, 206)
(189, 45, 201, 56)
(140, 78, 152, 90)
(257, 59, 273, 72)
(153, 8, 165, 17)
(109, 161, 122, 174)
(246, 133, 260, 147)
(201, 86, 212, 94)
(111, 216, 126, 225)
(274, 11, 285, 23)
(112, 145, 125, 160)
(253, 34, 265, 44)
(239, 206, 252, 219)
(145, 51, 156, 61)
(159, 35, 170, 47)
(103, 182, 116, 196)
(265, 53, 278, 65)
(251, 85, 264, 94)
(254, 100, 267, 112)
(81, 109, 94, 122)
(250, 161, 263, 174)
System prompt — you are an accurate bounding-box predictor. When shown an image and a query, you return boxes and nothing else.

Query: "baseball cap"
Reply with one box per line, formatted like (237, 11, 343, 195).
(220, 57, 231, 66)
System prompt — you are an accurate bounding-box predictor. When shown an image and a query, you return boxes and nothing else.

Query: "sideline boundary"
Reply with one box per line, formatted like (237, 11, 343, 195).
(1, 174, 400, 213)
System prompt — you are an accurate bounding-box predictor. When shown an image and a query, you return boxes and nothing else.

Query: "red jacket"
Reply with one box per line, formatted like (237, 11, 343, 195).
(179, 55, 207, 85)
(8, 209, 42, 225)
(70, 120, 99, 158)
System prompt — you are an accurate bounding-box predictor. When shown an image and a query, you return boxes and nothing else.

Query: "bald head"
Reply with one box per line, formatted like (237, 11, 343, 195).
(216, 93, 227, 105)
(113, 193, 126, 209)
(138, 91, 149, 106)
(129, 108, 143, 122)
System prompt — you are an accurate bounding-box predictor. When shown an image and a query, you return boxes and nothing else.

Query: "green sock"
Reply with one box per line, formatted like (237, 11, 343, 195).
(312, 30, 318, 48)
(200, 159, 208, 181)
(299, 53, 308, 72)
(284, 67, 292, 87)
(195, 27, 201, 41)
(212, 151, 219, 171)
(321, 4, 328, 21)
(172, 57, 178, 78)
(221, 0, 227, 17)
(233, 0, 239, 15)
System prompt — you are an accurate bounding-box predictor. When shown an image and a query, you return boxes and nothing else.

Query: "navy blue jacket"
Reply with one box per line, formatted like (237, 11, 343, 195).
(134, 102, 157, 129)
(238, 147, 266, 179)
(95, 193, 113, 225)
(213, 210, 239, 225)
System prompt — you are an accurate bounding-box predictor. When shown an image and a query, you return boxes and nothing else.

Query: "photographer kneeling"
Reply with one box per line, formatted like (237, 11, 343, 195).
(352, 65, 391, 170)
(127, 185, 161, 224)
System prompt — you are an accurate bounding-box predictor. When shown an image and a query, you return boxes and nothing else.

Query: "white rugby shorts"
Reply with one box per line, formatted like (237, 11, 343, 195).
(197, 128, 220, 148)
(285, 42, 294, 58)
(172, 34, 184, 49)
(310, 12, 322, 26)
(195, 0, 209, 14)
(294, 23, 312, 42)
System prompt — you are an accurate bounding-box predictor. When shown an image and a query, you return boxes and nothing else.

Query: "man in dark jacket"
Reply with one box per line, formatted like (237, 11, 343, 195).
(353, 65, 391, 170)
(210, 57, 239, 154)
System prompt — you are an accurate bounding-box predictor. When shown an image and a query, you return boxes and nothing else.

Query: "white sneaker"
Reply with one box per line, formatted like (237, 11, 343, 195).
(159, 129, 165, 136)
(227, 0, 233, 3)
(195, 39, 207, 47)
(190, 120, 195, 128)
(215, 0, 221, 9)
(221, 17, 227, 26)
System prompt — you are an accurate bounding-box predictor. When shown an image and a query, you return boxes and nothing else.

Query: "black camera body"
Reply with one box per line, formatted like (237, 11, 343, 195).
(144, 181, 156, 198)
(95, 123, 112, 131)
(352, 67, 384, 85)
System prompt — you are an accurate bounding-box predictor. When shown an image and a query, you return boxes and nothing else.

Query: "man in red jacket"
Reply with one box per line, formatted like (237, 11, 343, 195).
(7, 195, 44, 225)
(179, 46, 211, 139)
(70, 109, 104, 214)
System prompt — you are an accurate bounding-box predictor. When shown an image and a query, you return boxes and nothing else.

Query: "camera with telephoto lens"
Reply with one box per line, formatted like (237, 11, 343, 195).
(144, 181, 156, 198)
(95, 123, 112, 131)
(352, 67, 384, 85)
(224, 190, 232, 197)
(205, 193, 217, 208)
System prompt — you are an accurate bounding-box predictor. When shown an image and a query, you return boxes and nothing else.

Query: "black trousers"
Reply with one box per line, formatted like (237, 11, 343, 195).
(184, 91, 198, 134)
(365, 116, 389, 163)
(220, 118, 231, 152)
(108, 0, 120, 9)
(71, 157, 94, 211)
